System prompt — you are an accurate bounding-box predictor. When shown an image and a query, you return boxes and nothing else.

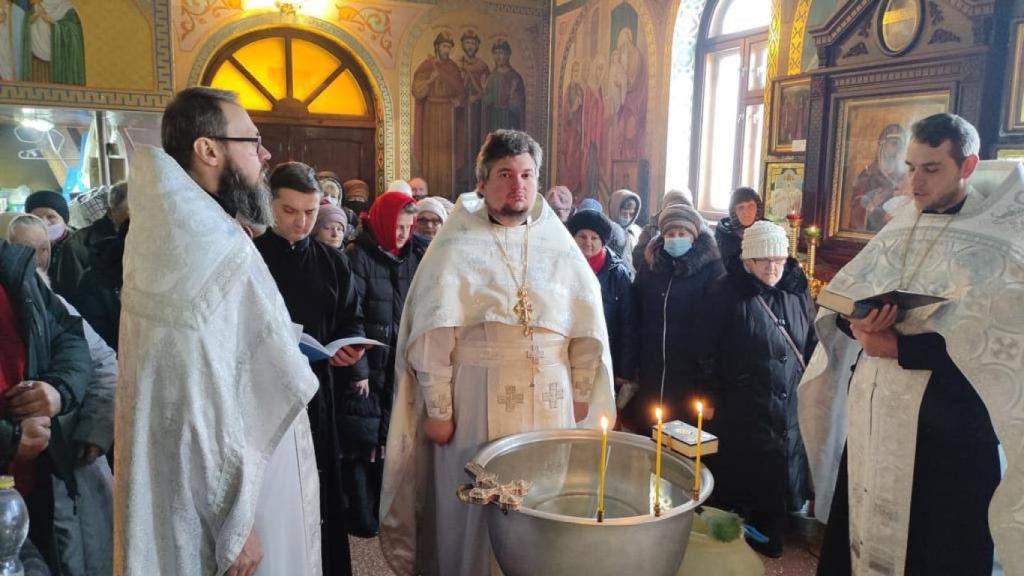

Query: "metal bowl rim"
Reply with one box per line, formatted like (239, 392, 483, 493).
(470, 428, 714, 526)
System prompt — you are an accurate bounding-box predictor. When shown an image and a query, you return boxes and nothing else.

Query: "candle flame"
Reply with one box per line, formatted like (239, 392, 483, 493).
(600, 416, 609, 431)
(696, 400, 703, 414)
(655, 406, 663, 420)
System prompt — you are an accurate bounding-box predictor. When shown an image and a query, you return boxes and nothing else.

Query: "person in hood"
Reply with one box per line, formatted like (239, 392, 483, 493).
(715, 186, 765, 263)
(610, 188, 642, 271)
(343, 179, 371, 217)
(410, 196, 448, 259)
(696, 221, 815, 558)
(343, 191, 420, 537)
(25, 190, 83, 297)
(623, 203, 724, 432)
(567, 210, 637, 407)
(317, 171, 344, 206)
(578, 197, 628, 260)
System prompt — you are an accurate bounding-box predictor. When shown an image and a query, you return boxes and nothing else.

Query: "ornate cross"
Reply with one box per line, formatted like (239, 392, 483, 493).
(514, 287, 534, 336)
(497, 385, 525, 412)
(526, 346, 545, 372)
(541, 382, 564, 410)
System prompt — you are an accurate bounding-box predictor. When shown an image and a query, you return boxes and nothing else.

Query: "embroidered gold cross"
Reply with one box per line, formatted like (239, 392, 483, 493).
(514, 287, 534, 336)
(497, 386, 525, 412)
(526, 346, 545, 372)
(429, 395, 453, 418)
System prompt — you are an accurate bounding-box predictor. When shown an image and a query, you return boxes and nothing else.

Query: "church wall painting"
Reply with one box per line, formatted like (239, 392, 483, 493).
(404, 5, 546, 199)
(0, 0, 167, 110)
(763, 161, 804, 221)
(770, 75, 810, 154)
(553, 0, 653, 209)
(828, 90, 949, 241)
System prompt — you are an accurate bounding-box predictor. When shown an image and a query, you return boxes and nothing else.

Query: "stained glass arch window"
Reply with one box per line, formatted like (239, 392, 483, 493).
(202, 28, 375, 121)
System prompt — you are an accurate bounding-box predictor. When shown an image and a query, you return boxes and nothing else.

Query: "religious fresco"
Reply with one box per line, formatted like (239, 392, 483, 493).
(404, 5, 546, 198)
(553, 0, 654, 207)
(0, 0, 86, 84)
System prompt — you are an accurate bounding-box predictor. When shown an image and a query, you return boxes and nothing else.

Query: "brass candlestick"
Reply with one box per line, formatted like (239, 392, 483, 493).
(804, 225, 824, 298)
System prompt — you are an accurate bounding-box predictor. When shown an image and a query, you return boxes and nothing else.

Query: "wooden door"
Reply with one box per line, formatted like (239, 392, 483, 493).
(258, 123, 376, 195)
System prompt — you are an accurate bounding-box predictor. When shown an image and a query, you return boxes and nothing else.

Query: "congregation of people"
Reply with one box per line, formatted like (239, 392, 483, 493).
(0, 86, 1013, 576)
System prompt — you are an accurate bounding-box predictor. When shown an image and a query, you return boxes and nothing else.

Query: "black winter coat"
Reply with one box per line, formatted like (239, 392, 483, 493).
(623, 232, 725, 431)
(68, 221, 127, 350)
(713, 217, 744, 263)
(0, 240, 91, 571)
(344, 228, 419, 450)
(697, 257, 816, 514)
(595, 248, 637, 381)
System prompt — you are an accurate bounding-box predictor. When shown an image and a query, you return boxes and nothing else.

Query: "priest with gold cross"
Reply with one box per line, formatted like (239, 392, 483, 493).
(379, 129, 616, 576)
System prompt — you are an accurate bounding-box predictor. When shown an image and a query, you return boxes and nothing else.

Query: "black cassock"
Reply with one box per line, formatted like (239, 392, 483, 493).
(255, 229, 367, 576)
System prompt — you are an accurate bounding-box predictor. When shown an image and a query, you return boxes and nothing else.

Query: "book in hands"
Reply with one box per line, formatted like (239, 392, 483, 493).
(652, 419, 719, 458)
(816, 289, 947, 319)
(299, 333, 387, 362)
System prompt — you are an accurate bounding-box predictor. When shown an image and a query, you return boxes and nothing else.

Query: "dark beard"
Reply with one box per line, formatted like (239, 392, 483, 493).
(217, 161, 274, 228)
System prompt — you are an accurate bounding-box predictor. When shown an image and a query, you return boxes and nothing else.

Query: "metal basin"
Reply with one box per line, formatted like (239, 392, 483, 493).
(468, 429, 713, 576)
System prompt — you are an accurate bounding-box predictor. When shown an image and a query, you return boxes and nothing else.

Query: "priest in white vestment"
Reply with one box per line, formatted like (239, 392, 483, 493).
(114, 88, 321, 576)
(380, 130, 616, 576)
(800, 114, 1024, 575)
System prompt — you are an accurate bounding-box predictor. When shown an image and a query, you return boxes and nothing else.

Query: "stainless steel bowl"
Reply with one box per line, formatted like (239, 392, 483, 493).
(468, 428, 713, 576)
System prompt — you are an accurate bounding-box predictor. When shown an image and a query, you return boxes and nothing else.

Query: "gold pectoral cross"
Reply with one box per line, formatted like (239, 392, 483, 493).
(514, 287, 534, 336)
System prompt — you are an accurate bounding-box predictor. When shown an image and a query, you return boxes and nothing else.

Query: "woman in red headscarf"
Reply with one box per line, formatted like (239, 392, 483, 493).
(340, 191, 420, 536)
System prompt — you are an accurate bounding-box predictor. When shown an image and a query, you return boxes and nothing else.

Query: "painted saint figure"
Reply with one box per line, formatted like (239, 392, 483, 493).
(457, 30, 490, 193)
(481, 40, 525, 133)
(22, 0, 85, 85)
(412, 32, 464, 198)
(849, 123, 908, 232)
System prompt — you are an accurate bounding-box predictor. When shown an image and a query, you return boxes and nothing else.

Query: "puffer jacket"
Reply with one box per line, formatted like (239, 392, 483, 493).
(696, 257, 816, 513)
(343, 227, 419, 449)
(622, 232, 724, 431)
(595, 248, 637, 381)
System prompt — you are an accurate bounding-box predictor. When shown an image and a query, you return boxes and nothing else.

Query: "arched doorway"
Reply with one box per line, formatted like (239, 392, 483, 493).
(202, 28, 378, 189)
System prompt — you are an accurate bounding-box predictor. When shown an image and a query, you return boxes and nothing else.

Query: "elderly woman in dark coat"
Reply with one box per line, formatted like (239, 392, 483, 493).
(622, 203, 724, 431)
(714, 186, 765, 263)
(697, 221, 816, 558)
(566, 210, 637, 400)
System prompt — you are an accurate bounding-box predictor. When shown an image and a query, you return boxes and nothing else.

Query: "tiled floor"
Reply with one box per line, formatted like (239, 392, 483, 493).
(351, 517, 823, 575)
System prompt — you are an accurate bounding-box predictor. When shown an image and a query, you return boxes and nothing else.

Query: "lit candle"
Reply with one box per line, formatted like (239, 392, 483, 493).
(654, 406, 663, 516)
(693, 401, 704, 501)
(598, 416, 609, 522)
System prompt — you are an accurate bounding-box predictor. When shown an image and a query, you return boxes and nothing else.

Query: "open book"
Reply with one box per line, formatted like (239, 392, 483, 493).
(816, 289, 947, 319)
(299, 333, 387, 362)
(652, 420, 719, 458)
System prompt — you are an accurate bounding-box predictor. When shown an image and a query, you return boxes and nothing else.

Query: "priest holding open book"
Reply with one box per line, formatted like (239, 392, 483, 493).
(254, 160, 367, 576)
(801, 114, 1024, 576)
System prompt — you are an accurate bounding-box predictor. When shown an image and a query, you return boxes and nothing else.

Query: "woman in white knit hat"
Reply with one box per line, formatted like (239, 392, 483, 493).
(695, 220, 816, 559)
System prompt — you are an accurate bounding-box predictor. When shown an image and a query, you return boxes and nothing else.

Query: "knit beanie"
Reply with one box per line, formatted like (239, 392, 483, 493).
(313, 200, 347, 233)
(662, 188, 693, 209)
(741, 221, 789, 260)
(416, 197, 448, 223)
(25, 190, 69, 224)
(342, 179, 370, 202)
(566, 210, 612, 245)
(658, 203, 702, 237)
(387, 179, 413, 196)
(578, 198, 603, 213)
(545, 186, 573, 210)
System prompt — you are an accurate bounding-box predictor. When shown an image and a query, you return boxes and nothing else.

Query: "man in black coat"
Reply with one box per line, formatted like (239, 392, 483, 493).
(0, 239, 91, 573)
(697, 221, 816, 558)
(254, 161, 367, 576)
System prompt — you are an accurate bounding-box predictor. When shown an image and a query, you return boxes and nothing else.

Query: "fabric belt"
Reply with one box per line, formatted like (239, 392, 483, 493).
(453, 339, 569, 369)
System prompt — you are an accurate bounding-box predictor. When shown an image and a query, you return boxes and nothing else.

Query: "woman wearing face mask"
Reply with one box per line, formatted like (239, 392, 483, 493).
(24, 189, 83, 297)
(695, 221, 815, 559)
(621, 203, 724, 432)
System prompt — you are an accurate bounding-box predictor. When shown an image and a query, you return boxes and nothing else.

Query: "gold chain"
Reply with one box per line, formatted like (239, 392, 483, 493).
(489, 222, 534, 336)
(899, 211, 956, 290)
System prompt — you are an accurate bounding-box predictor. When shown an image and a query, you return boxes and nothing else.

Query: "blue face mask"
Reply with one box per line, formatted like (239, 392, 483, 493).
(663, 236, 693, 257)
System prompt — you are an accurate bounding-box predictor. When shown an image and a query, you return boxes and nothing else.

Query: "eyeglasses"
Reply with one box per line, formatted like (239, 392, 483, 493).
(211, 135, 262, 152)
(418, 217, 443, 227)
(752, 257, 787, 267)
